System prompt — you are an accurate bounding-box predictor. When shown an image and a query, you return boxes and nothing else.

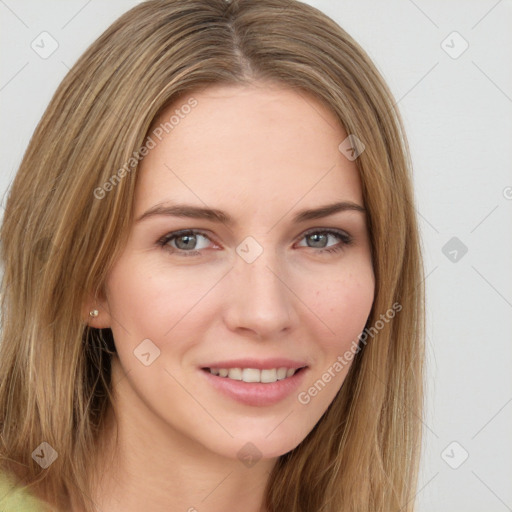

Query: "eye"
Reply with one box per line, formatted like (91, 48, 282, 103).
(157, 229, 214, 256)
(296, 228, 353, 254)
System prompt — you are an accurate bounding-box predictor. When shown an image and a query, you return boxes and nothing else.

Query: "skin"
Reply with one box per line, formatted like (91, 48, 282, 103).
(83, 82, 375, 512)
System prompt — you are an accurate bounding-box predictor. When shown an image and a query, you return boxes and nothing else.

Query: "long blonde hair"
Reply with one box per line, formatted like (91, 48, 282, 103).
(0, 0, 425, 510)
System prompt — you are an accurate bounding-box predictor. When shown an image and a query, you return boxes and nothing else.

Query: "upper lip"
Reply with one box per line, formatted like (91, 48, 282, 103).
(201, 358, 308, 370)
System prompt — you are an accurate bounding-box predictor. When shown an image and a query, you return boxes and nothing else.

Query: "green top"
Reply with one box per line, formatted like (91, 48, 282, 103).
(0, 471, 49, 511)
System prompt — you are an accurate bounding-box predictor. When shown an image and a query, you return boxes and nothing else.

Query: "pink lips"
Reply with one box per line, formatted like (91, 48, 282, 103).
(199, 358, 309, 407)
(201, 358, 307, 370)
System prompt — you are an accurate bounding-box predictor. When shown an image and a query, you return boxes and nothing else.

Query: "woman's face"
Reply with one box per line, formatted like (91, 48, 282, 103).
(95, 82, 375, 460)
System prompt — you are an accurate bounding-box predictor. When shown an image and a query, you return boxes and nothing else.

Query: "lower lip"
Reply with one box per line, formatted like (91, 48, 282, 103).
(200, 367, 308, 407)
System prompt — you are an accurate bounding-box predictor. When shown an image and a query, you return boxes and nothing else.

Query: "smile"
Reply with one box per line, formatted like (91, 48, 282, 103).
(204, 367, 302, 383)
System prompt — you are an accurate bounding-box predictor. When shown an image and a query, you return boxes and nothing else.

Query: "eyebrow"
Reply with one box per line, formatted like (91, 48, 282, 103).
(136, 200, 366, 225)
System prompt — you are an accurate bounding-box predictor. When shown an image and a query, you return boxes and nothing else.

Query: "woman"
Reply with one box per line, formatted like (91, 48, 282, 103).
(0, 0, 425, 510)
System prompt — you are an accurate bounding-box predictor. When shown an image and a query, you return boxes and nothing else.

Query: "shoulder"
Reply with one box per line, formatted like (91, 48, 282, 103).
(0, 470, 51, 511)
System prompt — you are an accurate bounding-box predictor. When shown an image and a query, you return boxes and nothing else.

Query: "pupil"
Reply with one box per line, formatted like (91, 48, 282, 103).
(176, 234, 195, 250)
(309, 233, 327, 248)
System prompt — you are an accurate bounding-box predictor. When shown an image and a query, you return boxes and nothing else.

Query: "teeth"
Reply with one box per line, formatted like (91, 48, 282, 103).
(260, 369, 277, 383)
(228, 368, 242, 380)
(207, 366, 299, 383)
(242, 368, 260, 382)
(276, 367, 287, 380)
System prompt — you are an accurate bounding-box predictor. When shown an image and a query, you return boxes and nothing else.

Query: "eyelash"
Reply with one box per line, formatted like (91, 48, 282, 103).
(156, 228, 353, 257)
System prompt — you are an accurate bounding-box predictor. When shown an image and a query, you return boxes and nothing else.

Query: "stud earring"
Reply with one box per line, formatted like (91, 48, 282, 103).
(89, 309, 99, 318)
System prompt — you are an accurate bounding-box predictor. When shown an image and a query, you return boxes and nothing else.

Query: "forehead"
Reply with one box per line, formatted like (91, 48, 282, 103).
(135, 83, 363, 216)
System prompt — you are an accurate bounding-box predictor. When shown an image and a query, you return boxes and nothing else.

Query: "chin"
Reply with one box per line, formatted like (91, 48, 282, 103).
(195, 420, 312, 462)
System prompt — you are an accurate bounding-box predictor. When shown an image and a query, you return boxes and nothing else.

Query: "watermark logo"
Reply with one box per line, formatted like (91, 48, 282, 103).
(442, 236, 468, 263)
(134, 338, 161, 366)
(32, 442, 58, 469)
(237, 441, 262, 468)
(441, 441, 469, 469)
(441, 31, 469, 60)
(236, 236, 264, 264)
(338, 134, 365, 161)
(31, 31, 59, 59)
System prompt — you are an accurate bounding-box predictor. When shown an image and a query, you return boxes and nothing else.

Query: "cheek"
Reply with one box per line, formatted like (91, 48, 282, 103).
(308, 266, 375, 346)
(104, 258, 214, 343)
(107, 258, 210, 320)
(294, 269, 374, 414)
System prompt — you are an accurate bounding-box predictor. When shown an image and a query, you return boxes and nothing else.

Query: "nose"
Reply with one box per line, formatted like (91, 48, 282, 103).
(222, 250, 295, 339)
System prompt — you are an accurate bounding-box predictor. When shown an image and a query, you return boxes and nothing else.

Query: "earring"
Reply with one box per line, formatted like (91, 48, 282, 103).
(89, 309, 99, 318)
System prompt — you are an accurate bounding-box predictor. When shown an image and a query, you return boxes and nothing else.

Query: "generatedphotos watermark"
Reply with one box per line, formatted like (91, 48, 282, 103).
(94, 97, 198, 199)
(297, 301, 402, 405)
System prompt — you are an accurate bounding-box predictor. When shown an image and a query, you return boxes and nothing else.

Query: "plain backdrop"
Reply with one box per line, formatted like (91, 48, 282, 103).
(1, 1, 511, 511)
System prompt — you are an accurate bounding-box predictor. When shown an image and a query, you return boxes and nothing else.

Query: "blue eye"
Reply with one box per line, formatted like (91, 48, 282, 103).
(297, 229, 353, 254)
(157, 228, 352, 256)
(157, 230, 212, 256)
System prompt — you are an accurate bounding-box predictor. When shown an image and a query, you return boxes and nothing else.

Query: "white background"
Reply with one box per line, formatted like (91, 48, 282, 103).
(1, 1, 511, 510)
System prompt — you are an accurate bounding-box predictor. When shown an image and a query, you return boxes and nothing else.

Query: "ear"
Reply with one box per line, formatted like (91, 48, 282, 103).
(82, 287, 112, 329)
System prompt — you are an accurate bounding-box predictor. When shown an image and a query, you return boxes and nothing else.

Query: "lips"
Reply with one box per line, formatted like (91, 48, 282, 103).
(200, 358, 307, 371)
(199, 358, 309, 406)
